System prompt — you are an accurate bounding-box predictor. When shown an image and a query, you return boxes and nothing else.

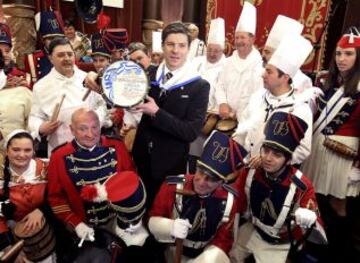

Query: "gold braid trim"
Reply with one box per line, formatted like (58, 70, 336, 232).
(86, 204, 110, 214)
(75, 173, 114, 186)
(66, 148, 115, 162)
(116, 209, 146, 224)
(89, 214, 115, 224)
(52, 205, 71, 214)
(70, 160, 117, 174)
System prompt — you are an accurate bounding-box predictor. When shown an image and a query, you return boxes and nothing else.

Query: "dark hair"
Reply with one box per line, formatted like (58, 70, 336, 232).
(64, 19, 75, 28)
(48, 37, 73, 55)
(0, 50, 4, 70)
(1, 132, 34, 215)
(277, 68, 293, 85)
(162, 22, 191, 46)
(324, 47, 360, 96)
(262, 143, 292, 162)
(128, 42, 148, 55)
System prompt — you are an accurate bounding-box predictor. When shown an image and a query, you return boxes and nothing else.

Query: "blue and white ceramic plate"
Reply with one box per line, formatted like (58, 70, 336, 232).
(102, 60, 149, 108)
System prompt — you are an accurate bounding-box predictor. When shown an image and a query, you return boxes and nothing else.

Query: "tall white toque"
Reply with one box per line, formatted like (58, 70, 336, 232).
(265, 15, 304, 50)
(207, 17, 225, 49)
(235, 1, 256, 35)
(268, 34, 313, 79)
(152, 31, 163, 53)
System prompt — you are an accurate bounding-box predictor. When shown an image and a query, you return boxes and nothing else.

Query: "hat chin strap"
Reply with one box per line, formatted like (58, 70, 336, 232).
(265, 164, 287, 181)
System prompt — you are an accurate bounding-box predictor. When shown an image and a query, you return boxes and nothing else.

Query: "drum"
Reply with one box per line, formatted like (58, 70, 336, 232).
(14, 217, 56, 262)
(216, 119, 238, 136)
(102, 60, 149, 108)
(201, 113, 219, 136)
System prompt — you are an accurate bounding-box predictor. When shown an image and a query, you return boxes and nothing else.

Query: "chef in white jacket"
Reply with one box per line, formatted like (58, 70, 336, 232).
(189, 18, 227, 169)
(215, 1, 263, 121)
(233, 34, 314, 167)
(192, 17, 226, 112)
(28, 37, 107, 156)
(261, 15, 322, 113)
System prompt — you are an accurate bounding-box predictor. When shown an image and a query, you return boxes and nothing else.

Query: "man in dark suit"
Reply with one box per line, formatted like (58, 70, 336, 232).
(133, 22, 210, 207)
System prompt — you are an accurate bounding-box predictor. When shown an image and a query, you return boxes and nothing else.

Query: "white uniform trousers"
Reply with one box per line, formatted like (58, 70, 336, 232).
(230, 222, 290, 263)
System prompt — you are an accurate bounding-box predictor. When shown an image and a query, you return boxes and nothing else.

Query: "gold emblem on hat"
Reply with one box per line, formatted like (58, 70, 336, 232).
(273, 120, 289, 136)
(48, 18, 59, 29)
(94, 39, 104, 49)
(211, 141, 229, 163)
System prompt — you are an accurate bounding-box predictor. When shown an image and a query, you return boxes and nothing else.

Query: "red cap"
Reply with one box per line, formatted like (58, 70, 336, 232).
(80, 171, 140, 203)
(337, 27, 360, 48)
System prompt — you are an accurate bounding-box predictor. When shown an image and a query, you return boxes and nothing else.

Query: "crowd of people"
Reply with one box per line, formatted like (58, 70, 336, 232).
(0, 1, 359, 262)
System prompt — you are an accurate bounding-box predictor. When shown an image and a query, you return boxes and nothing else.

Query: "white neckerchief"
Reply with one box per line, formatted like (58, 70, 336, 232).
(264, 88, 295, 106)
(0, 70, 7, 90)
(205, 54, 226, 70)
(156, 60, 201, 90)
(75, 139, 97, 152)
(9, 159, 37, 184)
(230, 46, 262, 74)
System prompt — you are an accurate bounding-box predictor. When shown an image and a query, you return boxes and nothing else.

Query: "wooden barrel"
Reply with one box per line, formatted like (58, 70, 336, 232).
(14, 217, 56, 262)
(2, 0, 36, 70)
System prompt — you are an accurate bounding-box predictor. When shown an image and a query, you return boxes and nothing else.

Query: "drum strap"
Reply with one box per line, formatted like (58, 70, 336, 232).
(27, 54, 37, 83)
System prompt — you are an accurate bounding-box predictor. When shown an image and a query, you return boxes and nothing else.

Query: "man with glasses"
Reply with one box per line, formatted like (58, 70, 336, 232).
(132, 22, 210, 208)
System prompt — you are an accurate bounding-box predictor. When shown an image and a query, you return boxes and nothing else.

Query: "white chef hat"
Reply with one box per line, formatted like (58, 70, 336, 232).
(268, 34, 313, 78)
(265, 15, 304, 50)
(235, 1, 256, 35)
(152, 31, 163, 53)
(207, 18, 225, 49)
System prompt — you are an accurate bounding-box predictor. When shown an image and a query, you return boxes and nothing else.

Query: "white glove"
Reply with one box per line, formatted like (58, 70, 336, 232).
(294, 208, 317, 228)
(125, 220, 143, 234)
(75, 222, 95, 241)
(171, 218, 192, 239)
(349, 167, 360, 183)
(115, 225, 149, 246)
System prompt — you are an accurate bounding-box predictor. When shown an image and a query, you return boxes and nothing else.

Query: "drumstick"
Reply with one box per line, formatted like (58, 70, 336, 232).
(0, 240, 24, 261)
(50, 94, 66, 122)
(78, 236, 86, 248)
(78, 231, 95, 247)
(175, 238, 183, 263)
(82, 89, 91, 101)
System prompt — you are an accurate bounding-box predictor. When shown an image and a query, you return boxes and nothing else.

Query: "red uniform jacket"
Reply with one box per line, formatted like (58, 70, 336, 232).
(47, 136, 134, 228)
(149, 174, 238, 255)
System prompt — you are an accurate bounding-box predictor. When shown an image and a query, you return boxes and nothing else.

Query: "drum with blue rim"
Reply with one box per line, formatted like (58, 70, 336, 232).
(102, 60, 149, 108)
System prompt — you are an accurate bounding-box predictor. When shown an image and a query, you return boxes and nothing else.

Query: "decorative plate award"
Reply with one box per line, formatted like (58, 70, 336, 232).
(102, 60, 149, 108)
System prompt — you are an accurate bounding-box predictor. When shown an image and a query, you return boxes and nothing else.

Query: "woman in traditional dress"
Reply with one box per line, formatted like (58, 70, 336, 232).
(0, 130, 56, 263)
(302, 27, 360, 261)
